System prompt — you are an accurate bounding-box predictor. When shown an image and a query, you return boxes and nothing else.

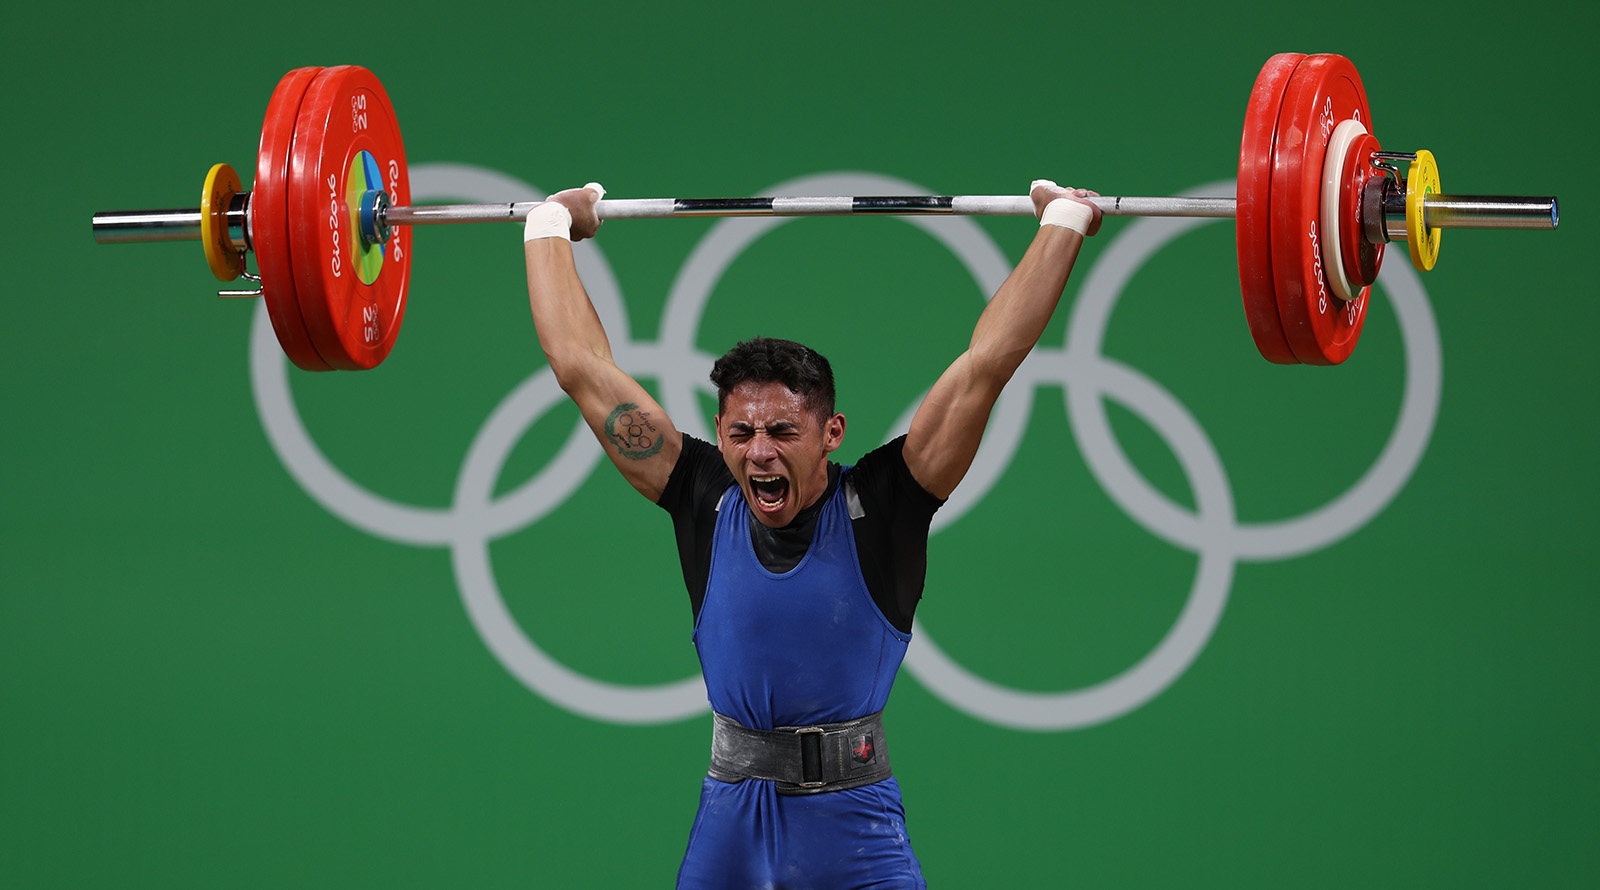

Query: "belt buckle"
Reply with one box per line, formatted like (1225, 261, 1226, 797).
(795, 725, 826, 788)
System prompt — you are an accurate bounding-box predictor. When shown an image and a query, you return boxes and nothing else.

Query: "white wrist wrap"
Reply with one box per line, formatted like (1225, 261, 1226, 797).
(524, 201, 573, 242)
(1041, 198, 1093, 234)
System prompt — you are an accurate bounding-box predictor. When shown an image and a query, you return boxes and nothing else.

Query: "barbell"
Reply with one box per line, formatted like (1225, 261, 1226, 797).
(92, 54, 1559, 372)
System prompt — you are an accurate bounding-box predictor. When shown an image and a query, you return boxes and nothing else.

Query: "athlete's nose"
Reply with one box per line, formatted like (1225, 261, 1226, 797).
(747, 432, 778, 464)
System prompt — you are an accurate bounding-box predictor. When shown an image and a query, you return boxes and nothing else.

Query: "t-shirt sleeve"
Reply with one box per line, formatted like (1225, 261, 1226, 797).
(847, 435, 945, 633)
(656, 434, 734, 618)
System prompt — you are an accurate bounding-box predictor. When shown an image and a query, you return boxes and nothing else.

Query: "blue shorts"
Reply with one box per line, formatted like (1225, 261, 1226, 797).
(676, 775, 926, 890)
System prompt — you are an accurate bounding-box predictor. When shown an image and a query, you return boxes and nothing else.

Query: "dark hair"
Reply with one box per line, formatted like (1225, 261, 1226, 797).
(710, 337, 837, 420)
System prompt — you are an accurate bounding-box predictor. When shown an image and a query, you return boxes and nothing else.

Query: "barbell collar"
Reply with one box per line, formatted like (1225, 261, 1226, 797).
(227, 193, 251, 251)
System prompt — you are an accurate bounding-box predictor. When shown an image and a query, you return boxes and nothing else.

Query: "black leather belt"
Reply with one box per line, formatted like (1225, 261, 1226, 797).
(708, 710, 892, 796)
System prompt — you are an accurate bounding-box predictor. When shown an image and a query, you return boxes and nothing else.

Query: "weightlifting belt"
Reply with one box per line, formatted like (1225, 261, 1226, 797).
(708, 710, 891, 796)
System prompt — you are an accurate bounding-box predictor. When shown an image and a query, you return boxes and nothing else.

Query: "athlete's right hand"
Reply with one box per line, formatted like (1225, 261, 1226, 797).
(1029, 179, 1103, 237)
(548, 182, 605, 242)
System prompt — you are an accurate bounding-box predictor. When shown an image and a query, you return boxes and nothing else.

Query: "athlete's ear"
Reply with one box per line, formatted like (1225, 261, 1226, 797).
(823, 413, 846, 453)
(713, 415, 724, 450)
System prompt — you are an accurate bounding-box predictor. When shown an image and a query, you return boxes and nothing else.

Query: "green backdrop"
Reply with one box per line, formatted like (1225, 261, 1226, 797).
(5, 1, 1596, 886)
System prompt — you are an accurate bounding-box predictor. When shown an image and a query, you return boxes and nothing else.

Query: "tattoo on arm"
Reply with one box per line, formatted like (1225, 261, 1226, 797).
(604, 403, 665, 460)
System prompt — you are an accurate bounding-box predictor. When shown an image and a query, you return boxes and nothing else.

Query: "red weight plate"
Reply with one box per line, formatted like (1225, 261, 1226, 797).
(253, 66, 331, 372)
(1269, 54, 1372, 365)
(1339, 130, 1383, 289)
(287, 65, 411, 371)
(1237, 53, 1305, 365)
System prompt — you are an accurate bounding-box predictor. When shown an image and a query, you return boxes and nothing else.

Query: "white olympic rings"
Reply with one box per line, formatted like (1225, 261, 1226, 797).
(250, 164, 1441, 731)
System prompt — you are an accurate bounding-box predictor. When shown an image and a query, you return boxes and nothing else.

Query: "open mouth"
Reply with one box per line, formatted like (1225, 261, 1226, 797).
(750, 474, 789, 511)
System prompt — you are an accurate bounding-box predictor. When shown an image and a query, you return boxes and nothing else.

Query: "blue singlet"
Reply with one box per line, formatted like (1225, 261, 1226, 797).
(677, 474, 926, 890)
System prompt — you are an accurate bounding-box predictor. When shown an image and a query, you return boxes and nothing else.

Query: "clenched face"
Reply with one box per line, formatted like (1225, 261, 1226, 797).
(715, 380, 846, 528)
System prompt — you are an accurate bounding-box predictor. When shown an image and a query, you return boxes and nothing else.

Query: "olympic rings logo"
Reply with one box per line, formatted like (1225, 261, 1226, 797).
(249, 165, 1442, 731)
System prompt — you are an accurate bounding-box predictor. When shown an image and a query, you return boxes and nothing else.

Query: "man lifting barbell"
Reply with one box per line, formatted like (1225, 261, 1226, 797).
(77, 50, 1565, 888)
(523, 179, 1101, 889)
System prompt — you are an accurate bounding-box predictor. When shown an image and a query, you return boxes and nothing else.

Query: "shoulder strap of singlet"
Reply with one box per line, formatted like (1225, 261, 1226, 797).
(842, 474, 865, 520)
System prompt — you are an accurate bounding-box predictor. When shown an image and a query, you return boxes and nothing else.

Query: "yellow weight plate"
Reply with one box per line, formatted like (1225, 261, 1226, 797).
(200, 162, 244, 281)
(1405, 149, 1442, 271)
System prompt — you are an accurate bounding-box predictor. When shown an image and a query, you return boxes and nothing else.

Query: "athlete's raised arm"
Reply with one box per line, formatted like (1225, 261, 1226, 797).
(524, 183, 682, 502)
(903, 180, 1102, 499)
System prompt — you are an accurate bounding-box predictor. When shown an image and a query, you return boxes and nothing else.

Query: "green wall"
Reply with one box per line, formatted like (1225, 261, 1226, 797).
(5, 1, 1596, 886)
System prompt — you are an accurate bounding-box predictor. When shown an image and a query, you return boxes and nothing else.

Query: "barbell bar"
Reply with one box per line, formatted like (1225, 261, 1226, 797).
(91, 191, 1559, 237)
(91, 192, 1557, 238)
(90, 55, 1560, 372)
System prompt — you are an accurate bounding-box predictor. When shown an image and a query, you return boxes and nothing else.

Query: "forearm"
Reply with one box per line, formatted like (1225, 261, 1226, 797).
(902, 184, 1096, 497)
(966, 224, 1083, 382)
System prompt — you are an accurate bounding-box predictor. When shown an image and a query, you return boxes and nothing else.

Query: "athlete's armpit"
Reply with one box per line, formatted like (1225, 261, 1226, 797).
(604, 402, 665, 460)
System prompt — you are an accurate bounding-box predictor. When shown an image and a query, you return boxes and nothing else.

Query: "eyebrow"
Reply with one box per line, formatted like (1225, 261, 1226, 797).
(727, 421, 800, 434)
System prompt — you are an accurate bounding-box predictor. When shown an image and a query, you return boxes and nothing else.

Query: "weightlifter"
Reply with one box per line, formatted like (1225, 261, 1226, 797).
(522, 179, 1101, 890)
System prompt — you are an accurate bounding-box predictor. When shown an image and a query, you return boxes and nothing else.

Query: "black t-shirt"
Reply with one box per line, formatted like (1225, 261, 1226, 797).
(655, 434, 944, 634)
